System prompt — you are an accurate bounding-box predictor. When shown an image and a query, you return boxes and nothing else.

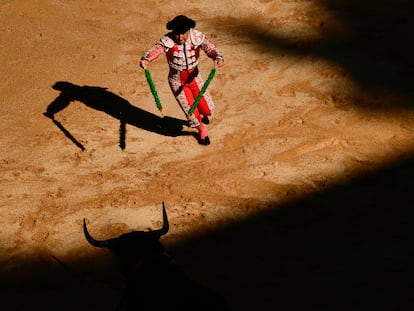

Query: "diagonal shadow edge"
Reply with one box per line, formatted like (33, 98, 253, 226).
(1, 153, 414, 310)
(170, 153, 414, 310)
(216, 2, 414, 110)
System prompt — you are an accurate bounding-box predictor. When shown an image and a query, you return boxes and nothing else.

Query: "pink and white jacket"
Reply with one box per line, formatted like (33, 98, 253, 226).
(141, 29, 223, 71)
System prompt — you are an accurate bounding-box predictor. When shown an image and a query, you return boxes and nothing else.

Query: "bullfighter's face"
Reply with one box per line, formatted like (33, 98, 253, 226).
(173, 30, 189, 45)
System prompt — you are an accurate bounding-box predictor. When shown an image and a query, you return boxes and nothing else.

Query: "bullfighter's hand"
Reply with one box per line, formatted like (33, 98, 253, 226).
(140, 59, 149, 70)
(214, 58, 224, 68)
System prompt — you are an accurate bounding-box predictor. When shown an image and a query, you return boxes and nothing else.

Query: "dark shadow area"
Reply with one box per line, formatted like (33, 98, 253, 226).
(171, 154, 414, 310)
(44, 81, 195, 150)
(228, 0, 414, 109)
(1, 155, 413, 310)
(82, 206, 228, 310)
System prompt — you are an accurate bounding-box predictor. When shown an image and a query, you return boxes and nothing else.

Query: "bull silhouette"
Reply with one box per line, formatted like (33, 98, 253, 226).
(83, 203, 228, 310)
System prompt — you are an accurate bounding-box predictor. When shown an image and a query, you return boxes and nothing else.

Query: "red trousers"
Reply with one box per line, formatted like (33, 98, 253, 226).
(168, 67, 215, 127)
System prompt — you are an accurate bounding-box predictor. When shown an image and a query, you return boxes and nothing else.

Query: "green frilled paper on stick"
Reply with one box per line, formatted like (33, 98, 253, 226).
(145, 69, 163, 111)
(188, 68, 216, 115)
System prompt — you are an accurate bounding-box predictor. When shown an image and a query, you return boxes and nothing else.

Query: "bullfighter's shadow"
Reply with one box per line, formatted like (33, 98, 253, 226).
(44, 81, 195, 150)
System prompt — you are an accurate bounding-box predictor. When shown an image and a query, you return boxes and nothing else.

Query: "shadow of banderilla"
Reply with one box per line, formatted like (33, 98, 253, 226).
(44, 81, 194, 150)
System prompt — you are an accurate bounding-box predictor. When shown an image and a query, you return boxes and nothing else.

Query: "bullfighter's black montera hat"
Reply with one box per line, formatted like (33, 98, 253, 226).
(166, 15, 196, 34)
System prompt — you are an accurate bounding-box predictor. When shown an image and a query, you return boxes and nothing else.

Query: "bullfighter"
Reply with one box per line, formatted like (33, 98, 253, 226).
(140, 15, 224, 145)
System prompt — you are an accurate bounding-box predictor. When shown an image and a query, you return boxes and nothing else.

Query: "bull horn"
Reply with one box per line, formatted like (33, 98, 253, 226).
(147, 202, 169, 237)
(83, 219, 112, 248)
(159, 201, 169, 235)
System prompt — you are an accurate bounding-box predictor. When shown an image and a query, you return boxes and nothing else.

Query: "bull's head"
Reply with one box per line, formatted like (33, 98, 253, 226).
(84, 202, 229, 310)
(83, 202, 169, 265)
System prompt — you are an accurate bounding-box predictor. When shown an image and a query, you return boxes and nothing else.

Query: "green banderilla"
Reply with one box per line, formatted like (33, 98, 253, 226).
(188, 68, 216, 115)
(145, 69, 163, 111)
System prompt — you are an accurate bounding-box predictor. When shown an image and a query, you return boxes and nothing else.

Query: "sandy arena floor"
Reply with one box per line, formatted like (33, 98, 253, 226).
(1, 1, 414, 310)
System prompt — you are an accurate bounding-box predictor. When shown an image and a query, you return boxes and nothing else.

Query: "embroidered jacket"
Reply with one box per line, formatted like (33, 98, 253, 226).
(141, 29, 223, 71)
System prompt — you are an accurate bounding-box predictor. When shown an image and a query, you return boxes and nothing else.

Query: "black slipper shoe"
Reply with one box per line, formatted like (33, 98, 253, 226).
(198, 136, 211, 145)
(201, 115, 210, 124)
